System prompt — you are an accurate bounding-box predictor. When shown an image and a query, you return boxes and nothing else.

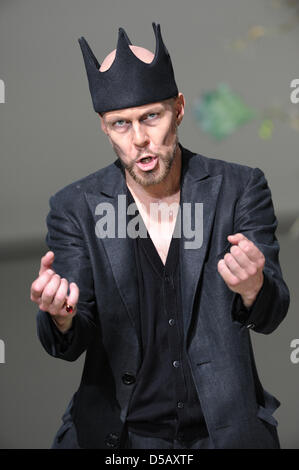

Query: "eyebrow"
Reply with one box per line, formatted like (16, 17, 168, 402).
(106, 106, 163, 122)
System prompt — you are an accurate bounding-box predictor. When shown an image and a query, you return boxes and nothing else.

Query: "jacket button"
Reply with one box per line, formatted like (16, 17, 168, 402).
(104, 432, 120, 448)
(122, 372, 136, 385)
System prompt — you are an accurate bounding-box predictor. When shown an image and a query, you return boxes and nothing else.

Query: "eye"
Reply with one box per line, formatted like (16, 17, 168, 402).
(113, 119, 127, 128)
(146, 113, 158, 120)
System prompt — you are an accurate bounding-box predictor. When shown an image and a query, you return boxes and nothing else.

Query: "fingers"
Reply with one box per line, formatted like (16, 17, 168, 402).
(31, 255, 80, 316)
(227, 233, 265, 265)
(40, 274, 62, 311)
(39, 276, 79, 316)
(229, 245, 258, 277)
(227, 233, 246, 244)
(218, 234, 266, 296)
(217, 259, 239, 287)
(39, 251, 55, 276)
(67, 282, 80, 310)
(51, 279, 79, 317)
(30, 269, 55, 303)
(51, 278, 69, 312)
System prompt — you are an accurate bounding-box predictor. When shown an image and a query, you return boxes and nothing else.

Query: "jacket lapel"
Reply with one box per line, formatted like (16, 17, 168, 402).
(84, 161, 140, 331)
(179, 148, 223, 336)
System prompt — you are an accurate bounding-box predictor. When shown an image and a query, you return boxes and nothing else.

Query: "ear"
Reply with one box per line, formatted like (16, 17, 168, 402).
(99, 113, 108, 135)
(175, 92, 185, 126)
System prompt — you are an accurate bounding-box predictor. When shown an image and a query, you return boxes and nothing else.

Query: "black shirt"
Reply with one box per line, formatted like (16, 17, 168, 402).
(125, 188, 209, 441)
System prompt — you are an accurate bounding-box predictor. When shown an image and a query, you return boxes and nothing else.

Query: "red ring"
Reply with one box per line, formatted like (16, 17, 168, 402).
(63, 301, 74, 313)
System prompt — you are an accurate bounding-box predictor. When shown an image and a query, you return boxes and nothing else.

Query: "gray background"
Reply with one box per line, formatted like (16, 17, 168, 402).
(0, 0, 298, 448)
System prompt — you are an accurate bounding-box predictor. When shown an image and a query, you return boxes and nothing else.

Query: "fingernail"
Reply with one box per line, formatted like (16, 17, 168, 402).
(47, 269, 54, 275)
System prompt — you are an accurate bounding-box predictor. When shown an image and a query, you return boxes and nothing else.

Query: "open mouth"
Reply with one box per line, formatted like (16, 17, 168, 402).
(136, 155, 158, 171)
(139, 156, 153, 163)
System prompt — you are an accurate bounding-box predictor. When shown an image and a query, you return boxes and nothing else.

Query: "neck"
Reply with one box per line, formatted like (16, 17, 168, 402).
(125, 144, 182, 203)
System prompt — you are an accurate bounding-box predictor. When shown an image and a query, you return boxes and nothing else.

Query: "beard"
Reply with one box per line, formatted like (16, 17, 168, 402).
(112, 127, 179, 187)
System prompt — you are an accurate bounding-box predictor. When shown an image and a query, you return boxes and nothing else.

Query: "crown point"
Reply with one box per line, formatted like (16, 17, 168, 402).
(78, 23, 178, 113)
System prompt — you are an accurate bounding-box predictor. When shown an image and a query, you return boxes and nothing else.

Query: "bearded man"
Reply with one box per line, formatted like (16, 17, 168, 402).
(30, 23, 289, 449)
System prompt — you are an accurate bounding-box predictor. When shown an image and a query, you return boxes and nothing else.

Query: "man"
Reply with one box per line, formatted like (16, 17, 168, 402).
(30, 23, 290, 449)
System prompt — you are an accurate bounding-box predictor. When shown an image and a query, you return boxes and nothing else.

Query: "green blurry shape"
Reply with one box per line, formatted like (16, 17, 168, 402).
(259, 119, 274, 140)
(193, 83, 256, 140)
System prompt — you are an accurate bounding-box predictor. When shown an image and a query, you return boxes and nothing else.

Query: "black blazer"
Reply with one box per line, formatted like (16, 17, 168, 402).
(37, 144, 290, 449)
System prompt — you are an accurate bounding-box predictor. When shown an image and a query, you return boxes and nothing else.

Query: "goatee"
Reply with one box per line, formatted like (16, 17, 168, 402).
(113, 132, 179, 187)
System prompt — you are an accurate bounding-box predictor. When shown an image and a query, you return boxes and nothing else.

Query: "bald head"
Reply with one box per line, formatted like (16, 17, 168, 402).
(100, 45, 155, 72)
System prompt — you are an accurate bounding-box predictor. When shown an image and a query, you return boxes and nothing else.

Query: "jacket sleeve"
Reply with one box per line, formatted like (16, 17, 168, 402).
(36, 193, 99, 361)
(231, 167, 290, 334)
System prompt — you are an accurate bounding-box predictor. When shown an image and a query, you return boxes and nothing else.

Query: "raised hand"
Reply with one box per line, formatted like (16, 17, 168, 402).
(30, 251, 79, 332)
(217, 233, 265, 308)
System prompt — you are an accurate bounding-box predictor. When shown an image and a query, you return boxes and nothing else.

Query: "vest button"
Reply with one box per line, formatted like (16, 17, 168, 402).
(122, 372, 136, 385)
(104, 432, 120, 448)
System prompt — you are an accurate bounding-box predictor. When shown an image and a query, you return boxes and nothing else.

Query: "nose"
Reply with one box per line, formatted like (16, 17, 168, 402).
(132, 122, 149, 148)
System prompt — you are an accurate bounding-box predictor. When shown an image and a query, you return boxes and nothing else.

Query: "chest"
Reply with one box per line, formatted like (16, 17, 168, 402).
(134, 199, 180, 265)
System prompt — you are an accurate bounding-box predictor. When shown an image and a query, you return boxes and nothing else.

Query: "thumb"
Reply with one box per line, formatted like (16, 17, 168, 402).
(39, 251, 55, 276)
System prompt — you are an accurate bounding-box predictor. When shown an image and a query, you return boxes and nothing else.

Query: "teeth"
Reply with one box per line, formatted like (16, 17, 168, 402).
(140, 157, 152, 163)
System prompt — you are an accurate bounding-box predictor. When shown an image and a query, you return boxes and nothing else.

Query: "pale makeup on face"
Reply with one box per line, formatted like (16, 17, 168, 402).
(99, 96, 184, 191)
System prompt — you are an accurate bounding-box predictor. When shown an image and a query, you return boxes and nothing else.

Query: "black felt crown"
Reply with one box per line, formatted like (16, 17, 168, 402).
(78, 22, 178, 114)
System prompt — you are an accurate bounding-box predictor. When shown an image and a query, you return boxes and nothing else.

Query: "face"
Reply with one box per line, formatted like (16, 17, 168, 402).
(100, 94, 184, 187)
